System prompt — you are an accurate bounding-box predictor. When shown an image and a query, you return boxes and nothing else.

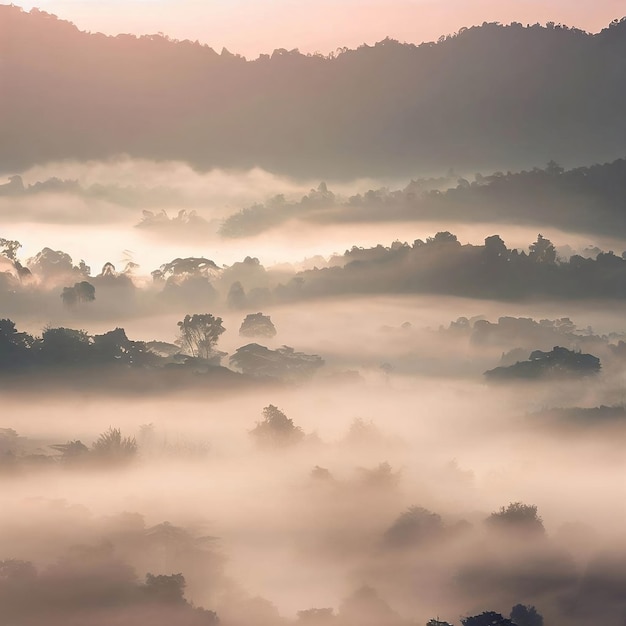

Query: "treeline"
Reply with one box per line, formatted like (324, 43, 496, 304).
(0, 562, 218, 626)
(0, 316, 323, 387)
(3, 497, 626, 624)
(2, 6, 626, 176)
(4, 232, 626, 313)
(279, 232, 626, 301)
(2, 407, 626, 624)
(220, 159, 626, 238)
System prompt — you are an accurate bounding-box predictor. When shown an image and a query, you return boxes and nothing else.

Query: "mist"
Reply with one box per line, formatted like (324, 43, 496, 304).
(3, 5, 626, 626)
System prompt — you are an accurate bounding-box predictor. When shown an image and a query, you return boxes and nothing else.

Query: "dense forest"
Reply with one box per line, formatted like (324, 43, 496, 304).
(4, 231, 626, 316)
(2, 6, 626, 177)
(3, 3, 626, 625)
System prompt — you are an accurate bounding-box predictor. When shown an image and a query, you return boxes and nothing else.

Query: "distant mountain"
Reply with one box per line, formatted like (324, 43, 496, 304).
(2, 6, 626, 178)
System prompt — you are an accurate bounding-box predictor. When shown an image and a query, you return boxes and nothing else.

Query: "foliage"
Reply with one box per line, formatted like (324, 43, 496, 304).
(485, 346, 601, 380)
(486, 502, 545, 535)
(249, 404, 304, 448)
(144, 573, 186, 604)
(4, 10, 626, 181)
(177, 313, 225, 360)
(0, 553, 219, 624)
(230, 343, 323, 379)
(50, 440, 90, 464)
(510, 604, 544, 626)
(0, 238, 21, 261)
(91, 427, 137, 464)
(239, 312, 277, 338)
(384, 506, 443, 548)
(357, 461, 399, 489)
(461, 612, 515, 626)
(61, 280, 96, 306)
(39, 327, 92, 365)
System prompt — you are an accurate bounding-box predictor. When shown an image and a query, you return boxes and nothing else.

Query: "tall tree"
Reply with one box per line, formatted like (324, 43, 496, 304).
(176, 314, 225, 360)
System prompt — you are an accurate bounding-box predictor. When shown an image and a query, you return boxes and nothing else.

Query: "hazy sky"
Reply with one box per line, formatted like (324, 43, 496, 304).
(7, 0, 625, 57)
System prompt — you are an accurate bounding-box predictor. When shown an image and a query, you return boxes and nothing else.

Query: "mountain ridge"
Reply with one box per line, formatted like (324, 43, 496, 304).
(2, 5, 626, 178)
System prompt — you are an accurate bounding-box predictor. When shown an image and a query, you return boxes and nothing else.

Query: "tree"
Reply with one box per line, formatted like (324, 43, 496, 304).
(427, 620, 454, 626)
(27, 247, 77, 279)
(38, 327, 91, 365)
(249, 404, 304, 448)
(0, 237, 21, 262)
(91, 427, 137, 464)
(61, 281, 96, 306)
(483, 235, 508, 261)
(176, 313, 225, 360)
(485, 347, 601, 380)
(486, 502, 545, 535)
(338, 586, 399, 626)
(529, 234, 556, 264)
(510, 604, 543, 626)
(384, 506, 443, 548)
(0, 319, 33, 368)
(157, 257, 221, 281)
(144, 573, 186, 605)
(50, 440, 90, 464)
(229, 343, 323, 380)
(545, 159, 564, 175)
(461, 612, 515, 626)
(426, 231, 461, 247)
(239, 312, 277, 338)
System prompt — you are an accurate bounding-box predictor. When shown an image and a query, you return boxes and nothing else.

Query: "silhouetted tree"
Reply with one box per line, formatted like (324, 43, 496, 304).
(229, 343, 323, 379)
(177, 313, 225, 360)
(486, 502, 545, 535)
(28, 247, 77, 279)
(0, 237, 21, 262)
(144, 573, 186, 605)
(38, 327, 91, 365)
(249, 404, 304, 448)
(239, 312, 277, 338)
(529, 234, 557, 265)
(0, 318, 33, 368)
(510, 604, 544, 626)
(384, 506, 443, 548)
(462, 612, 515, 626)
(91, 427, 137, 464)
(60, 280, 95, 306)
(485, 346, 601, 380)
(50, 440, 90, 464)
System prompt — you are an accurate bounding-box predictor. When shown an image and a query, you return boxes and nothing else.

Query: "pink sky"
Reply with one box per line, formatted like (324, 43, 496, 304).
(6, 0, 626, 57)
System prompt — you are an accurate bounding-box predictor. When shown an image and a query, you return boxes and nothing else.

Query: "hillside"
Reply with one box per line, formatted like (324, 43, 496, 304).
(2, 6, 626, 177)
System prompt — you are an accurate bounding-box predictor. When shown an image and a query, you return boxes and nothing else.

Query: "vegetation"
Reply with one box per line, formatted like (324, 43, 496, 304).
(249, 405, 305, 448)
(177, 313, 226, 361)
(239, 312, 277, 338)
(485, 347, 601, 380)
(2, 8, 626, 626)
(3, 7, 626, 177)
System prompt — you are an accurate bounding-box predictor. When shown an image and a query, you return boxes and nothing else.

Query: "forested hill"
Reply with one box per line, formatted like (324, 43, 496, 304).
(2, 6, 626, 178)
